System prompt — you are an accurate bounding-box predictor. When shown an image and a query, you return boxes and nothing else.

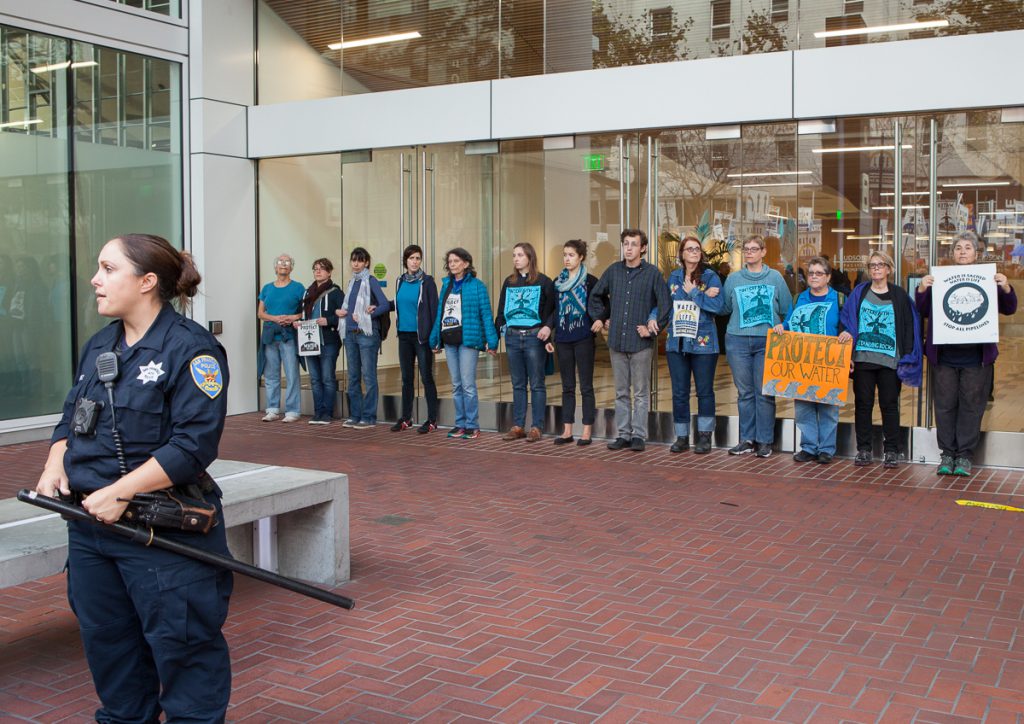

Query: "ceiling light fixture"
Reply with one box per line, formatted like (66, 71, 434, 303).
(832, 228, 855, 233)
(872, 205, 929, 210)
(729, 181, 814, 188)
(726, 170, 812, 178)
(328, 31, 422, 51)
(30, 60, 98, 73)
(812, 144, 912, 154)
(0, 119, 43, 129)
(814, 19, 949, 39)
(940, 180, 1011, 187)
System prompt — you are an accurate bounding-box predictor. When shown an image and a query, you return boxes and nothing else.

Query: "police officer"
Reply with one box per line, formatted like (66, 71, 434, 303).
(36, 233, 233, 723)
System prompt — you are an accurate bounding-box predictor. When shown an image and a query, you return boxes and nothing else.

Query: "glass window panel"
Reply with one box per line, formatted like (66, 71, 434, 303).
(0, 26, 72, 420)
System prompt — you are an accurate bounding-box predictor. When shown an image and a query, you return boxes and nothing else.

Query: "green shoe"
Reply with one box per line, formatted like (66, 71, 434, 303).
(937, 454, 954, 476)
(953, 457, 972, 477)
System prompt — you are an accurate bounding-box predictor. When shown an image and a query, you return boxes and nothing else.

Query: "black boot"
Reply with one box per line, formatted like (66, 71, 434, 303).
(670, 436, 689, 453)
(694, 431, 713, 454)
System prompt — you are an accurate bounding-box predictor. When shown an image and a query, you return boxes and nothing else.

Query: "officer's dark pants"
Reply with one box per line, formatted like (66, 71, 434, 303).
(67, 496, 233, 724)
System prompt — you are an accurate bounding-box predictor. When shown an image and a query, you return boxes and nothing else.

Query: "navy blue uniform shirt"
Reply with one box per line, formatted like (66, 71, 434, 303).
(53, 303, 229, 493)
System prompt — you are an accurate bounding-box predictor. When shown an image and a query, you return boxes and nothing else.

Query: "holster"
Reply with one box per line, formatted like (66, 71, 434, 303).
(120, 489, 218, 534)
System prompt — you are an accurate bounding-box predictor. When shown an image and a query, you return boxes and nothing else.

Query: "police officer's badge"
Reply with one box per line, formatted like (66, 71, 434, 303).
(190, 355, 224, 399)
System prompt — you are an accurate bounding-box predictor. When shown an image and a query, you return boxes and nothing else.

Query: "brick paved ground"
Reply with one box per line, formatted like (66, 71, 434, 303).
(2, 415, 1024, 722)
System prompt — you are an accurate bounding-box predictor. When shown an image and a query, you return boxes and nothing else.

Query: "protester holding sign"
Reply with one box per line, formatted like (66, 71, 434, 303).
(915, 231, 1017, 477)
(665, 234, 723, 454)
(429, 248, 499, 440)
(775, 256, 842, 464)
(295, 258, 343, 424)
(838, 251, 921, 469)
(721, 235, 792, 458)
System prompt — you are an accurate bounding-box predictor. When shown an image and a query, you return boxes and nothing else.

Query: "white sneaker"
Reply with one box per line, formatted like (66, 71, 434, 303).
(353, 421, 375, 430)
(342, 419, 359, 428)
(282, 413, 301, 423)
(261, 412, 281, 422)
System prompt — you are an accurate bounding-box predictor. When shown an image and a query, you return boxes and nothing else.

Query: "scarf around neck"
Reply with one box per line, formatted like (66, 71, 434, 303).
(402, 268, 425, 284)
(342, 268, 374, 335)
(303, 279, 332, 319)
(555, 266, 588, 332)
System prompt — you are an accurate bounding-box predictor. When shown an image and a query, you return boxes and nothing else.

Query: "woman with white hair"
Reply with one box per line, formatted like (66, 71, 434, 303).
(916, 231, 1017, 476)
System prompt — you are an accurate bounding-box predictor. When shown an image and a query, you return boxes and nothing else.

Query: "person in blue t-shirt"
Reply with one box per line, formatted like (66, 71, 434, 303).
(775, 256, 842, 464)
(257, 253, 305, 422)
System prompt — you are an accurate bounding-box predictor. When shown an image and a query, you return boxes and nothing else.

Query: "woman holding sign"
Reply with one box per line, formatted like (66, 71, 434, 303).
(915, 231, 1017, 476)
(296, 258, 343, 424)
(721, 235, 792, 458)
(774, 256, 842, 464)
(838, 251, 921, 469)
(429, 247, 499, 440)
(665, 234, 724, 454)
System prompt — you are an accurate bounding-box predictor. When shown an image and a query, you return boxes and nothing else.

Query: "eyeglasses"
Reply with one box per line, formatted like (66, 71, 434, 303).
(807, 270, 827, 277)
(742, 246, 763, 253)
(867, 262, 889, 270)
(682, 246, 702, 253)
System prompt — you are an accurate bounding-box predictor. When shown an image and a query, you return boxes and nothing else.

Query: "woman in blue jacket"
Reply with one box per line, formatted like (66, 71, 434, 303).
(429, 247, 499, 439)
(392, 244, 440, 434)
(665, 234, 724, 454)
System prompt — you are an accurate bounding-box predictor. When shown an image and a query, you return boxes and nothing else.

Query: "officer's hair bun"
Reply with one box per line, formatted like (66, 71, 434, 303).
(116, 233, 203, 311)
(176, 250, 202, 301)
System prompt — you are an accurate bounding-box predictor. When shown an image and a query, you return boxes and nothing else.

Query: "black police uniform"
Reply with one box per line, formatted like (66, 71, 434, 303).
(54, 303, 232, 723)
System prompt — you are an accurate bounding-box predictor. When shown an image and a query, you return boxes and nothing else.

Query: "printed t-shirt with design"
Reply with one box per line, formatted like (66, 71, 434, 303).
(440, 278, 465, 346)
(854, 289, 897, 368)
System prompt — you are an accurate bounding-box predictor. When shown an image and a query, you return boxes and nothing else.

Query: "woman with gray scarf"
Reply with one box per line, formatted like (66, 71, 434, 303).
(335, 247, 390, 429)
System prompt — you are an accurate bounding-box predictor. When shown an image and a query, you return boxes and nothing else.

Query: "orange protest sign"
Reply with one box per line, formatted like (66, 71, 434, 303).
(760, 329, 852, 405)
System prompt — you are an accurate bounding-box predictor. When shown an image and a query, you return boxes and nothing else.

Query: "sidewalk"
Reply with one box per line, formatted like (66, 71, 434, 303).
(2, 414, 1024, 721)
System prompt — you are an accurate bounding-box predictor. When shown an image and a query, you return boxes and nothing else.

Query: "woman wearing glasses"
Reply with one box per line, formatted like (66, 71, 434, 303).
(774, 256, 842, 464)
(721, 235, 792, 458)
(915, 231, 1017, 476)
(665, 235, 724, 454)
(838, 251, 922, 469)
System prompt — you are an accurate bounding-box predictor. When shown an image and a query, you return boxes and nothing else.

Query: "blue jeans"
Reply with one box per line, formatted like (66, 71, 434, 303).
(666, 350, 718, 437)
(263, 337, 301, 415)
(345, 331, 380, 423)
(444, 344, 480, 430)
(307, 343, 340, 419)
(505, 330, 547, 430)
(794, 399, 839, 455)
(726, 333, 775, 444)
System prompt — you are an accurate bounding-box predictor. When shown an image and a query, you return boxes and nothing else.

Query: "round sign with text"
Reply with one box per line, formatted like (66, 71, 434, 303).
(942, 282, 988, 327)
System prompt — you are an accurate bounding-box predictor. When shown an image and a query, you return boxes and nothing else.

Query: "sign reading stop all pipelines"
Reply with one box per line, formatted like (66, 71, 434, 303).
(761, 329, 852, 406)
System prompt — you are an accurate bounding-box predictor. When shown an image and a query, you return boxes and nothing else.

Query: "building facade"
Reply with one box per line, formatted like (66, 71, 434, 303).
(2, 0, 1023, 466)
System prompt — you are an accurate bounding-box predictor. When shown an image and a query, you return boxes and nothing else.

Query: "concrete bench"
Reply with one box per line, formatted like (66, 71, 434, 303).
(0, 460, 349, 589)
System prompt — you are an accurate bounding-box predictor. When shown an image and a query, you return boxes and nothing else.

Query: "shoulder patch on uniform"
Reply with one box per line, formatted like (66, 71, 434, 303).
(189, 355, 224, 399)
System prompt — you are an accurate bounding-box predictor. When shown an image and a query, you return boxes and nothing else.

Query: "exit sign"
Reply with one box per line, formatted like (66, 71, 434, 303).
(584, 154, 606, 172)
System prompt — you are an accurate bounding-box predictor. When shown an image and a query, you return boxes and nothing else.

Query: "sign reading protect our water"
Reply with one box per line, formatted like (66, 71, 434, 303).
(761, 329, 852, 406)
(931, 263, 999, 345)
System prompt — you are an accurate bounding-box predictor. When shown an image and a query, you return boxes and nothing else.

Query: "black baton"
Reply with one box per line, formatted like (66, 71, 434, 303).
(18, 489, 355, 611)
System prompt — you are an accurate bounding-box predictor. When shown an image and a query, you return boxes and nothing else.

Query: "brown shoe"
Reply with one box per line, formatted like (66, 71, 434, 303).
(502, 426, 526, 441)
(526, 427, 542, 442)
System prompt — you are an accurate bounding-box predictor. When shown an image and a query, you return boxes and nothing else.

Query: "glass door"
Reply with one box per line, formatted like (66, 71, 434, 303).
(340, 144, 496, 424)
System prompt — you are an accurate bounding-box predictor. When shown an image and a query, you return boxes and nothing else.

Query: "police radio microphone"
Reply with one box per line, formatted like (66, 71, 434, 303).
(96, 352, 119, 385)
(95, 352, 128, 476)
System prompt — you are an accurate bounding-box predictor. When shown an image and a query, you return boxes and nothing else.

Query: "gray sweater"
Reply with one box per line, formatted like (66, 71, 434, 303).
(588, 260, 671, 353)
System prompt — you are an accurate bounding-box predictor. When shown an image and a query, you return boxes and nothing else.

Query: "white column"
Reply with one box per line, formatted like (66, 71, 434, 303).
(188, 0, 258, 414)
